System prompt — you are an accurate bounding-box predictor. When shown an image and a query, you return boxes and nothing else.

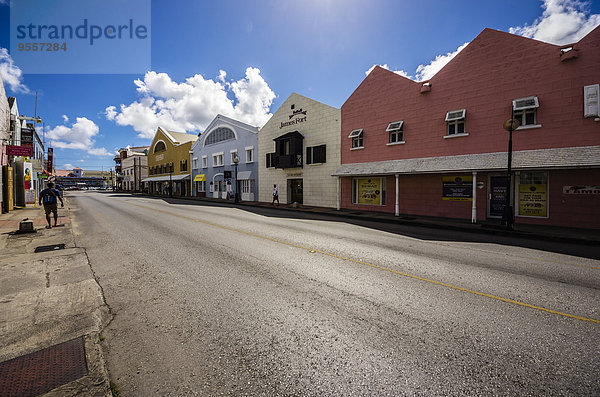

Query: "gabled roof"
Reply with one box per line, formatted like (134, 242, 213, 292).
(152, 127, 197, 147)
(191, 114, 259, 151)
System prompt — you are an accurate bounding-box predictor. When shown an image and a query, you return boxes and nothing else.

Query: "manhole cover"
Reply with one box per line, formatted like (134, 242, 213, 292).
(34, 244, 66, 253)
(0, 337, 88, 396)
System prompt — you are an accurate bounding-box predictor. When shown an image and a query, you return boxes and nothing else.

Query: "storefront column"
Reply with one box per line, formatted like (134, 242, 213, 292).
(336, 176, 340, 210)
(471, 171, 477, 223)
(395, 174, 399, 217)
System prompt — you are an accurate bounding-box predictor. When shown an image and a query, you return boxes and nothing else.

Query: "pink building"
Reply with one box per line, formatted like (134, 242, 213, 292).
(335, 27, 600, 229)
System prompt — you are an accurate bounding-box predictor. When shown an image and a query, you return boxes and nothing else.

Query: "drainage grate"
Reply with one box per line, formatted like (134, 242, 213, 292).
(34, 243, 66, 253)
(0, 337, 88, 397)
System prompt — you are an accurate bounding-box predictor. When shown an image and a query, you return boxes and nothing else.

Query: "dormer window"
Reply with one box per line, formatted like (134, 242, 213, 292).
(512, 96, 539, 127)
(386, 121, 404, 143)
(348, 128, 363, 149)
(445, 109, 466, 136)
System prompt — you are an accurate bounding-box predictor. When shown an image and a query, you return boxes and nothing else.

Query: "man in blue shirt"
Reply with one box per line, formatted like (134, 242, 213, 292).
(38, 182, 64, 229)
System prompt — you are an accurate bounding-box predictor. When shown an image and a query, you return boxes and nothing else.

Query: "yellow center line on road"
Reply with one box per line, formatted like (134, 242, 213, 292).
(124, 200, 600, 325)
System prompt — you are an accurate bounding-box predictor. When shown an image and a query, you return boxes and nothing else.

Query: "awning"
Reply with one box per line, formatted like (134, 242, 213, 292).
(142, 174, 190, 182)
(236, 171, 252, 180)
(193, 174, 206, 182)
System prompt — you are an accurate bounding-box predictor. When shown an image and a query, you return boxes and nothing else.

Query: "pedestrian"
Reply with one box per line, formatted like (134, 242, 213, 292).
(272, 184, 279, 205)
(38, 182, 64, 229)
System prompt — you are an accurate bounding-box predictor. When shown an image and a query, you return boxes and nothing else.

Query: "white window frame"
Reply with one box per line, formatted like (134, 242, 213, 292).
(192, 157, 198, 170)
(584, 84, 599, 118)
(245, 146, 254, 163)
(386, 120, 404, 144)
(212, 152, 224, 167)
(202, 155, 207, 168)
(445, 109, 467, 137)
(348, 128, 364, 149)
(230, 149, 238, 165)
(512, 96, 541, 129)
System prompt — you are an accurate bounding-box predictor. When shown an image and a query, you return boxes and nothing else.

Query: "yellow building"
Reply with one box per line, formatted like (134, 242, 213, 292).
(143, 127, 198, 197)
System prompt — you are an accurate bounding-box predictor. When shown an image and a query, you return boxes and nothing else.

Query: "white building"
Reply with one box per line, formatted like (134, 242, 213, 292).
(258, 93, 340, 207)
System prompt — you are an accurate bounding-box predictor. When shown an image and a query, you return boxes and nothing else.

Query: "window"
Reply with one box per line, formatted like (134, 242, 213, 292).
(192, 158, 198, 169)
(266, 152, 275, 168)
(180, 160, 187, 172)
(212, 153, 224, 167)
(348, 129, 363, 149)
(204, 127, 235, 146)
(445, 109, 466, 136)
(230, 150, 238, 164)
(245, 146, 254, 163)
(512, 96, 539, 127)
(584, 84, 599, 118)
(386, 121, 404, 143)
(202, 155, 207, 168)
(196, 180, 206, 192)
(352, 177, 386, 205)
(153, 140, 166, 153)
(241, 180, 254, 194)
(273, 131, 304, 168)
(306, 144, 326, 164)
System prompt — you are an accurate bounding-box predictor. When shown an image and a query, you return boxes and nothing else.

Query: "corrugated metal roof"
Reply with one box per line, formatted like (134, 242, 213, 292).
(333, 146, 600, 176)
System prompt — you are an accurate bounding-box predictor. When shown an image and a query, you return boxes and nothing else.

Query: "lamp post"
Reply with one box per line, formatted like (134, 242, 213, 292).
(502, 114, 520, 231)
(232, 153, 239, 203)
(169, 165, 173, 198)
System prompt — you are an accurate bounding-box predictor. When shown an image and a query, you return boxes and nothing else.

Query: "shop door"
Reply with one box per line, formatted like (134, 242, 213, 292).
(488, 175, 507, 218)
(287, 179, 303, 204)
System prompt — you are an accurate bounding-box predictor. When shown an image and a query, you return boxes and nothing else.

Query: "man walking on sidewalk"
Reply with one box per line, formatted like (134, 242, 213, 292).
(39, 182, 64, 229)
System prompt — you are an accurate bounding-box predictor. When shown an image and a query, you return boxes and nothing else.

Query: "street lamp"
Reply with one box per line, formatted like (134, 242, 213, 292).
(232, 153, 239, 203)
(502, 114, 520, 231)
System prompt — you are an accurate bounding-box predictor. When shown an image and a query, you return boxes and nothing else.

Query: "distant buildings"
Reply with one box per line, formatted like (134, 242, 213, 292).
(115, 146, 149, 192)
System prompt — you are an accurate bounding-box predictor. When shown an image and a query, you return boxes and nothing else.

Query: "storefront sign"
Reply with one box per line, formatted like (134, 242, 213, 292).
(193, 174, 206, 182)
(356, 178, 382, 205)
(442, 176, 473, 201)
(32, 158, 42, 172)
(47, 148, 54, 172)
(24, 162, 32, 190)
(518, 184, 547, 217)
(562, 186, 600, 195)
(21, 128, 34, 144)
(25, 189, 35, 205)
(155, 154, 164, 161)
(280, 108, 308, 129)
(7, 145, 33, 156)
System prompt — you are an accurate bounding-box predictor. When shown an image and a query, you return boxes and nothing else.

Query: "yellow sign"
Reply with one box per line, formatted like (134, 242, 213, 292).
(193, 174, 206, 182)
(442, 176, 473, 201)
(357, 178, 382, 205)
(518, 184, 547, 217)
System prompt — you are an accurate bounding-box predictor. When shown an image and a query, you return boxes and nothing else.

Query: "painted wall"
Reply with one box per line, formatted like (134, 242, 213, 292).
(190, 114, 259, 200)
(258, 93, 340, 207)
(341, 27, 600, 166)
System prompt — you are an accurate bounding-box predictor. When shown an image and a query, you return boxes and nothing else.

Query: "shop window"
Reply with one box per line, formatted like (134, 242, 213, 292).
(386, 121, 404, 143)
(306, 144, 326, 164)
(352, 177, 386, 205)
(517, 171, 548, 218)
(445, 109, 466, 136)
(348, 129, 363, 149)
(512, 96, 540, 128)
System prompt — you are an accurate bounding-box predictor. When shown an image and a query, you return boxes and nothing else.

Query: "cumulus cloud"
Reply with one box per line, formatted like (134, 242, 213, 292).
(414, 42, 469, 82)
(62, 163, 74, 170)
(105, 67, 276, 139)
(367, 0, 599, 82)
(510, 0, 600, 44)
(0, 48, 29, 93)
(62, 115, 69, 123)
(46, 117, 112, 156)
(365, 64, 412, 79)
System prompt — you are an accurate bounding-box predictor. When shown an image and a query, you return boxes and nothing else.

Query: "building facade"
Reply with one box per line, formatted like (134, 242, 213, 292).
(258, 93, 340, 207)
(0, 76, 9, 213)
(334, 27, 600, 229)
(144, 127, 197, 197)
(190, 114, 259, 201)
(119, 146, 149, 192)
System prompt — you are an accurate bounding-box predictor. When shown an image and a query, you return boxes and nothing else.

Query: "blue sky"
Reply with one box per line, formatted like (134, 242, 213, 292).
(1, 0, 599, 171)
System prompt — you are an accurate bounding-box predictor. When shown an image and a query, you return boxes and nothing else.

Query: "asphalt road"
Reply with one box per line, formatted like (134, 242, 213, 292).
(69, 191, 600, 396)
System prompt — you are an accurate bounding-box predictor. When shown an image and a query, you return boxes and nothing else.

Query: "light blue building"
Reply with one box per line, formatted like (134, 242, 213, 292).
(190, 115, 259, 201)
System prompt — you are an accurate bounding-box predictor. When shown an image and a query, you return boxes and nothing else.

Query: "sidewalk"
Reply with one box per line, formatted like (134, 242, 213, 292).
(139, 193, 600, 246)
(0, 202, 112, 396)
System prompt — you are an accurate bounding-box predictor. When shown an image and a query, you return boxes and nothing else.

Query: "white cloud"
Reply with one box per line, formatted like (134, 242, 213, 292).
(510, 0, 600, 45)
(105, 67, 276, 139)
(367, 0, 599, 83)
(62, 115, 69, 123)
(0, 48, 29, 93)
(62, 163, 74, 170)
(414, 42, 469, 82)
(365, 64, 412, 79)
(46, 117, 112, 156)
